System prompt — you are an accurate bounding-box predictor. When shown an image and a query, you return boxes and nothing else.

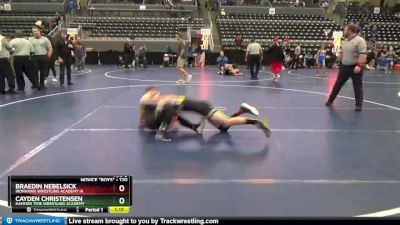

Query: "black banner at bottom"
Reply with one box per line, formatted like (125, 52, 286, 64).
(66, 217, 400, 225)
(12, 207, 109, 213)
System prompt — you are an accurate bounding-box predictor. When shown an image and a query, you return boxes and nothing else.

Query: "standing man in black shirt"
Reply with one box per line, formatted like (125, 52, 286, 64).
(123, 41, 135, 69)
(245, 39, 263, 80)
(56, 32, 74, 86)
(266, 38, 285, 81)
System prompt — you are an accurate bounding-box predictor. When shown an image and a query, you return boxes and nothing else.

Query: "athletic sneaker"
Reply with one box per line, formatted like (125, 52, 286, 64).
(186, 74, 193, 82)
(155, 131, 171, 142)
(176, 79, 185, 84)
(255, 119, 271, 138)
(240, 103, 260, 116)
(51, 78, 57, 82)
(194, 117, 206, 134)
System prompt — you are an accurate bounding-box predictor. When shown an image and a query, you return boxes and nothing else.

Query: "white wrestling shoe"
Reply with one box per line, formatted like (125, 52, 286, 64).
(186, 74, 193, 82)
(240, 103, 260, 116)
(176, 79, 185, 84)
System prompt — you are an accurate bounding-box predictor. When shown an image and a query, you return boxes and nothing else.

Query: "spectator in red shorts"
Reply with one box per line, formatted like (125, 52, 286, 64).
(266, 38, 285, 81)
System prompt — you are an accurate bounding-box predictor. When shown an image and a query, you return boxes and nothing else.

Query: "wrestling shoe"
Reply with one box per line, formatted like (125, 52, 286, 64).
(325, 101, 332, 107)
(218, 126, 230, 132)
(255, 119, 271, 138)
(155, 131, 171, 142)
(176, 79, 185, 84)
(240, 103, 260, 116)
(186, 74, 193, 82)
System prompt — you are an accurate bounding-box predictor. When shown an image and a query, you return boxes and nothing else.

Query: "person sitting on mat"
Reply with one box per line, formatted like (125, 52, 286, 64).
(139, 86, 271, 141)
(216, 51, 229, 71)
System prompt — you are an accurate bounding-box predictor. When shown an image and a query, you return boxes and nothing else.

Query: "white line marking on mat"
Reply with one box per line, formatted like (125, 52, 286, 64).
(0, 84, 171, 110)
(356, 207, 400, 217)
(105, 69, 274, 83)
(72, 69, 92, 76)
(66, 128, 400, 133)
(0, 107, 102, 179)
(100, 105, 392, 110)
(208, 83, 400, 111)
(288, 70, 400, 85)
(0, 199, 87, 217)
(131, 178, 400, 185)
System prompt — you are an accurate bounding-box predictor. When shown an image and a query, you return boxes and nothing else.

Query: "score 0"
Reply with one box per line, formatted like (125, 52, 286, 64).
(109, 176, 131, 214)
(114, 176, 130, 206)
(117, 184, 127, 205)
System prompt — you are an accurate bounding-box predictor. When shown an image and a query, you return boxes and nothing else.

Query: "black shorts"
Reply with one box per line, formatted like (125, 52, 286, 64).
(224, 70, 234, 76)
(144, 103, 181, 129)
(143, 111, 160, 129)
(181, 99, 215, 118)
(144, 120, 160, 130)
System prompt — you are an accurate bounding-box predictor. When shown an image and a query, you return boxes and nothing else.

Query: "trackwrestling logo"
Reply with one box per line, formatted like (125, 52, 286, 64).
(2, 216, 65, 225)
(6, 217, 13, 224)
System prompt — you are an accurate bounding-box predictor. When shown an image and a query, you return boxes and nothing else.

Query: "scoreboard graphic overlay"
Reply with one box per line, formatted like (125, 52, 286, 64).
(8, 176, 132, 213)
